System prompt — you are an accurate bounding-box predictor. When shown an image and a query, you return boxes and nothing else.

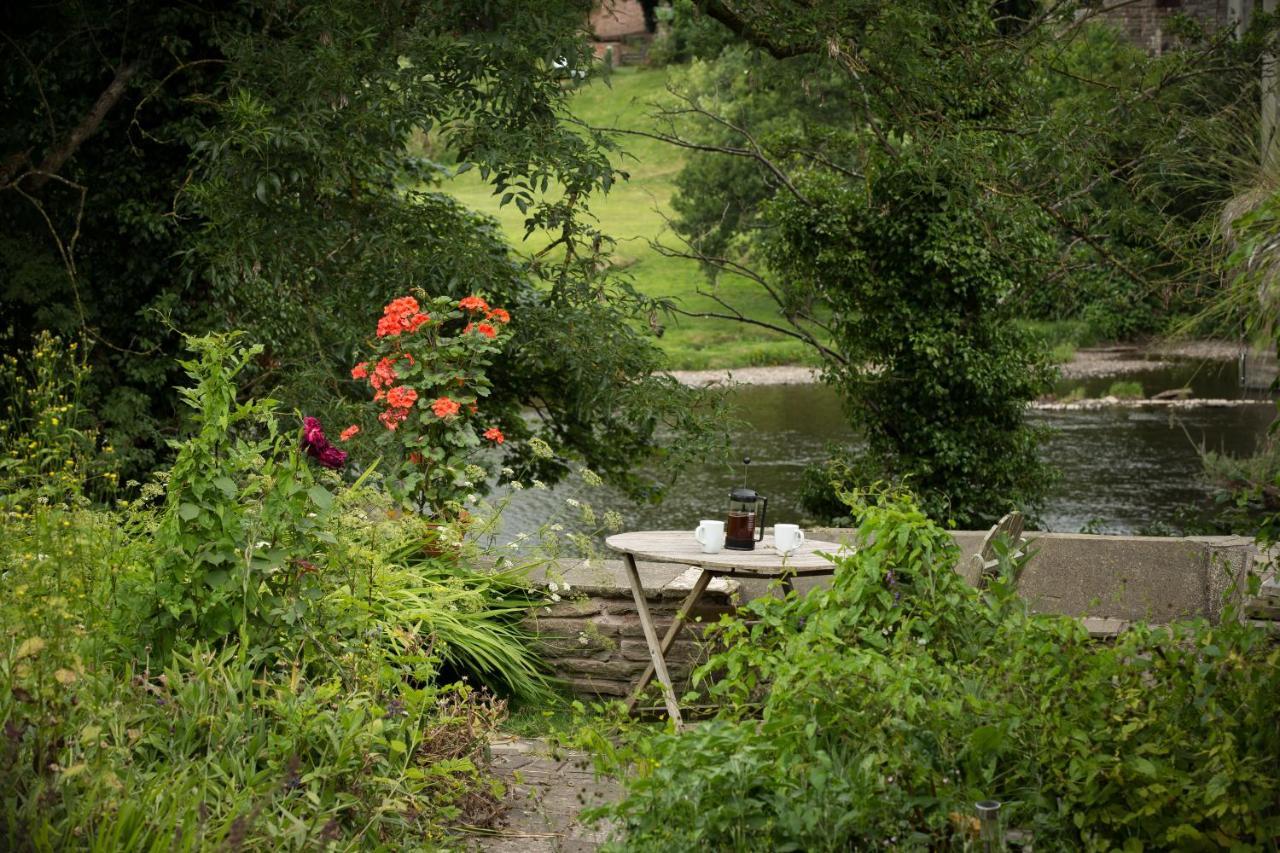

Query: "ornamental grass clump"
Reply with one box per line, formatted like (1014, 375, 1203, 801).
(345, 292, 510, 515)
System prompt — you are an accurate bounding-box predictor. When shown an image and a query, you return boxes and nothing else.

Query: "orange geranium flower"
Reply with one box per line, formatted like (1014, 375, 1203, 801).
(379, 408, 409, 431)
(488, 307, 510, 324)
(458, 295, 489, 313)
(371, 357, 398, 389)
(376, 296, 430, 337)
(351, 362, 369, 380)
(431, 397, 461, 418)
(339, 425, 360, 441)
(483, 427, 505, 444)
(476, 322, 497, 338)
(386, 386, 418, 409)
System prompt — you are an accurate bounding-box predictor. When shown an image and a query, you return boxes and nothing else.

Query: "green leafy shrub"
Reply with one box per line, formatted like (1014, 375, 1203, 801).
(584, 492, 1280, 850)
(130, 333, 342, 656)
(0, 333, 557, 847)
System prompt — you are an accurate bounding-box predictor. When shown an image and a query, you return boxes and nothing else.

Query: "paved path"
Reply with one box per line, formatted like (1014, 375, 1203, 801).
(469, 736, 620, 852)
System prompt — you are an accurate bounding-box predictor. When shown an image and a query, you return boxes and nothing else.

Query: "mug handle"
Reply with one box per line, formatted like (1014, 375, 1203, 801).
(795, 529, 805, 550)
(695, 523, 707, 545)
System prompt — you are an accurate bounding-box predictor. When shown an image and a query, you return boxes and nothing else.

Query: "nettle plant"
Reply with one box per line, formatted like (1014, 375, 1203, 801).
(141, 334, 340, 654)
(345, 293, 510, 516)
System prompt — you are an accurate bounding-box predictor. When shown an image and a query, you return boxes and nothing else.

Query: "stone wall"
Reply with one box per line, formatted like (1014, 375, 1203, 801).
(526, 531, 1268, 699)
(1087, 0, 1246, 54)
(524, 563, 739, 699)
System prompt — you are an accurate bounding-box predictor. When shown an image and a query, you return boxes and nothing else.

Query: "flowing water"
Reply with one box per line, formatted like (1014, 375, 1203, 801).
(497, 359, 1276, 536)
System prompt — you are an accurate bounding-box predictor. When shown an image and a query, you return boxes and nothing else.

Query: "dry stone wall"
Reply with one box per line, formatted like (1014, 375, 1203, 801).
(523, 564, 739, 699)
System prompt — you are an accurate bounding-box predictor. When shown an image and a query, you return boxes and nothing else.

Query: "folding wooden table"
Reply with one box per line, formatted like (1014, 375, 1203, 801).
(604, 530, 841, 728)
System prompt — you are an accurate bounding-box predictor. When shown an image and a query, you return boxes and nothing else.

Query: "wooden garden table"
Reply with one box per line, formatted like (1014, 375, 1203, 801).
(604, 529, 842, 728)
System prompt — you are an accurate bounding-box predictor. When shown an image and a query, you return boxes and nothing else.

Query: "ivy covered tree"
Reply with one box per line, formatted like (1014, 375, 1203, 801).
(0, 0, 723, 492)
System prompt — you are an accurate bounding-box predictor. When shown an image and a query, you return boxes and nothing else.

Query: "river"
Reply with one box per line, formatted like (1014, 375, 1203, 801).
(493, 357, 1275, 536)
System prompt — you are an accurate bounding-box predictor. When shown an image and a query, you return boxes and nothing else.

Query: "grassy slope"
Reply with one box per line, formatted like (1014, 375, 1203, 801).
(443, 67, 814, 370)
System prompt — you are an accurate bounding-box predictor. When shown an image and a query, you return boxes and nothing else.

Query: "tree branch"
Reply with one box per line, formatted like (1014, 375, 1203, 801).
(24, 61, 138, 191)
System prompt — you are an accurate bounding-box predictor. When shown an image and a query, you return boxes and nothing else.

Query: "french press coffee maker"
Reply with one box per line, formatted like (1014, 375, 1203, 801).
(725, 457, 768, 551)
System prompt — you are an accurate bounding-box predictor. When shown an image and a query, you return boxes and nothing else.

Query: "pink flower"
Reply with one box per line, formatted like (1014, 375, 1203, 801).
(300, 417, 347, 469)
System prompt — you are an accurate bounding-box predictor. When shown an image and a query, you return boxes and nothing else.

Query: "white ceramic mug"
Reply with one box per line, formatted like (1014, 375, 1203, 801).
(774, 523, 805, 555)
(695, 519, 726, 554)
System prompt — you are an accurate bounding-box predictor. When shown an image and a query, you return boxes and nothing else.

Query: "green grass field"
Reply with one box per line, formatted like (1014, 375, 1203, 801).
(442, 67, 815, 370)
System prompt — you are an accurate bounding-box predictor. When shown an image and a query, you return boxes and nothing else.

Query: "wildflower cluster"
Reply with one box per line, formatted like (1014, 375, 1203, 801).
(346, 292, 512, 514)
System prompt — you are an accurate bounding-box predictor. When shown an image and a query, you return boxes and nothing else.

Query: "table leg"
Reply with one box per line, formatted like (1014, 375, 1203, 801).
(621, 553, 684, 728)
(625, 568, 713, 714)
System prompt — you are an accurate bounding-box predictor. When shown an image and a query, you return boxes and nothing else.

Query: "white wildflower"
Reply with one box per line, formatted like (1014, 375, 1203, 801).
(548, 581, 559, 593)
(466, 494, 478, 504)
(579, 467, 603, 487)
(511, 481, 524, 490)
(565, 498, 580, 508)
(549, 523, 563, 532)
(531, 479, 546, 490)
(550, 592, 561, 602)
(501, 466, 515, 477)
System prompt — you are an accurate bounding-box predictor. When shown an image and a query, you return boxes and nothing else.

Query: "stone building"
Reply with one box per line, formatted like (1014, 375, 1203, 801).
(1086, 0, 1255, 54)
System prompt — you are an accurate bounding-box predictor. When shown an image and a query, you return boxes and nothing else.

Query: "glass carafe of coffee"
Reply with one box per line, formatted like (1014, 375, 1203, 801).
(726, 485, 767, 551)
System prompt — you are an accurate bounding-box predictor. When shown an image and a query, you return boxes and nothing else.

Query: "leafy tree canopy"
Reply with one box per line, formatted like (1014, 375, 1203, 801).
(636, 0, 1275, 524)
(0, 0, 725, 492)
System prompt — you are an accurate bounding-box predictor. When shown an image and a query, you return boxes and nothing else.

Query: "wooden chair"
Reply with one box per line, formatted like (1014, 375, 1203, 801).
(963, 511, 1027, 590)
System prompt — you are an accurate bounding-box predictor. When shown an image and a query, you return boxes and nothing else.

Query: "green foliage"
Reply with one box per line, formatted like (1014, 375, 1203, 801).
(0, 332, 118, 506)
(0, 0, 724, 498)
(1105, 380, 1144, 399)
(0, 333, 563, 846)
(778, 144, 1056, 526)
(133, 334, 338, 654)
(583, 492, 1280, 850)
(646, 0, 737, 67)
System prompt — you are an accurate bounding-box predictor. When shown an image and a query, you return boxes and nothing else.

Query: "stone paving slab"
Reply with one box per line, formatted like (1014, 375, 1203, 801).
(468, 736, 620, 852)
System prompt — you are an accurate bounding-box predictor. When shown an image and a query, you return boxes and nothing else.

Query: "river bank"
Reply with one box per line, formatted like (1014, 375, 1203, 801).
(668, 341, 1252, 388)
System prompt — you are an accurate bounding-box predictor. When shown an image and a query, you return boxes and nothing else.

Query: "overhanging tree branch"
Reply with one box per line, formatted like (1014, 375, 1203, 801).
(21, 61, 138, 191)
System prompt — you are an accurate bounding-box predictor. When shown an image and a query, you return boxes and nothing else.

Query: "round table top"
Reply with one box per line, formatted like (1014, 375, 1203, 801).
(605, 529, 843, 575)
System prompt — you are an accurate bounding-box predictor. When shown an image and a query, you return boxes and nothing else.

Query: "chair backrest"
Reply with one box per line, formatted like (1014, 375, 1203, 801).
(965, 511, 1027, 590)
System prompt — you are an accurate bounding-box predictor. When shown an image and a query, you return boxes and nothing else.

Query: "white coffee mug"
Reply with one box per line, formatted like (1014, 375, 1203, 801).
(774, 523, 805, 555)
(695, 519, 726, 554)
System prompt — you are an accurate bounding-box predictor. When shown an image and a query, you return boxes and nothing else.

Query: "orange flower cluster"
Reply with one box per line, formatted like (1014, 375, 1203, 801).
(339, 425, 360, 441)
(386, 385, 418, 409)
(376, 296, 431, 338)
(464, 322, 497, 339)
(431, 397, 461, 418)
(458, 296, 510, 328)
(483, 427, 505, 444)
